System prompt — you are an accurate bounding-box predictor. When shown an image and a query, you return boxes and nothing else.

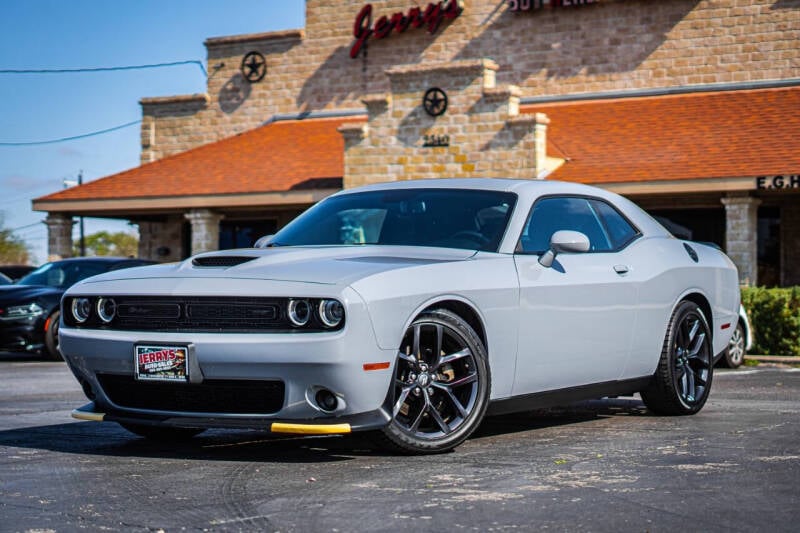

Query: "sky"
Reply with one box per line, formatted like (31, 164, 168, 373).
(0, 0, 304, 264)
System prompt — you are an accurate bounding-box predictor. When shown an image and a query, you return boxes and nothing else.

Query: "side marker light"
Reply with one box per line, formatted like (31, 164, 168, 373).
(363, 362, 391, 371)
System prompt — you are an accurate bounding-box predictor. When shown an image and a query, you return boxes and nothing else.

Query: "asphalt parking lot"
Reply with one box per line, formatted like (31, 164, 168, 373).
(1, 355, 798, 532)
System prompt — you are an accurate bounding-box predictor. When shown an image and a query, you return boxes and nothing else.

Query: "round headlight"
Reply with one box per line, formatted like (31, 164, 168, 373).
(71, 298, 92, 323)
(96, 297, 116, 323)
(319, 299, 344, 328)
(287, 299, 310, 327)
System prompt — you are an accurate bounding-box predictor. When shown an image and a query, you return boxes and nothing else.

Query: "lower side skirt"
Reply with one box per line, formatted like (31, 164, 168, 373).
(486, 376, 653, 417)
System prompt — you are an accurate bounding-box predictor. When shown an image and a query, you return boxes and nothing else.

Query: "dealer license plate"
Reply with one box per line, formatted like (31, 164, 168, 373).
(134, 345, 188, 382)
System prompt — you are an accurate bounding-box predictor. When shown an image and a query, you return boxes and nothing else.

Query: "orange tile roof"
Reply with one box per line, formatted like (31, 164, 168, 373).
(523, 86, 800, 184)
(37, 86, 800, 206)
(36, 116, 364, 202)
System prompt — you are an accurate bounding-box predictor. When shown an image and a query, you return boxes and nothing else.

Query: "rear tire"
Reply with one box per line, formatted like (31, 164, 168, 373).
(641, 301, 713, 415)
(378, 309, 490, 454)
(120, 423, 205, 441)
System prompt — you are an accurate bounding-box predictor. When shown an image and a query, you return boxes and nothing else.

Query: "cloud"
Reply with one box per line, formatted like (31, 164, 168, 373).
(58, 146, 85, 157)
(1, 175, 34, 190)
(0, 174, 56, 192)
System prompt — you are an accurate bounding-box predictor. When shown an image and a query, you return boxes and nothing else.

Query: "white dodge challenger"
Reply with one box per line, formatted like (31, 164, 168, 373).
(62, 179, 740, 453)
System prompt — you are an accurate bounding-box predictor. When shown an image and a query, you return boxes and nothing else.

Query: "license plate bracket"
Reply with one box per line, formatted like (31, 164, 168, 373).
(134, 344, 189, 382)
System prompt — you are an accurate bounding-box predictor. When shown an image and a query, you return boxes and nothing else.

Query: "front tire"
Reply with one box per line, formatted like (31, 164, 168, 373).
(380, 309, 490, 454)
(721, 322, 746, 368)
(43, 311, 62, 361)
(641, 301, 713, 415)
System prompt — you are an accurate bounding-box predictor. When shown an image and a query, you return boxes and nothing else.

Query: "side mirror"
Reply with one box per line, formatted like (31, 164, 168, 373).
(538, 230, 590, 267)
(253, 234, 275, 248)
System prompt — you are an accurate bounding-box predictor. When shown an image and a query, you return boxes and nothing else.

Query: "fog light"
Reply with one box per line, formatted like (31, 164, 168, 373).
(315, 389, 338, 412)
(71, 298, 92, 323)
(318, 299, 344, 328)
(288, 299, 310, 327)
(96, 297, 116, 323)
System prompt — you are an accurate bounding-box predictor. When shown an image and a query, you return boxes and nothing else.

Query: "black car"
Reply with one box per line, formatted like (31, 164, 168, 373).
(0, 257, 153, 359)
(0, 265, 36, 282)
(0, 273, 12, 286)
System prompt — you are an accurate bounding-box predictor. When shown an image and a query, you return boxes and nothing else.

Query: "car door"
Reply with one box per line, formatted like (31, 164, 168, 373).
(512, 196, 642, 395)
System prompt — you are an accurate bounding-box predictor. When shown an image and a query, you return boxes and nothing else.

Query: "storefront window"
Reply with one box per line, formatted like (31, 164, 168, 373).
(758, 207, 781, 287)
(648, 208, 725, 249)
(219, 220, 278, 250)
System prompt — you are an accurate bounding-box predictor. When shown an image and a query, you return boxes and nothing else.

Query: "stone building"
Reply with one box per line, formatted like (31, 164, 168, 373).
(33, 0, 800, 286)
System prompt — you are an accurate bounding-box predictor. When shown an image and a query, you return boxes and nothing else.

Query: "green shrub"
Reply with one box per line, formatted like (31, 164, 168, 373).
(740, 287, 800, 356)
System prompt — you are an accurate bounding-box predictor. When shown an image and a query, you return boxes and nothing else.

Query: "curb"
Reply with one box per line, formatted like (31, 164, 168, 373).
(745, 355, 800, 364)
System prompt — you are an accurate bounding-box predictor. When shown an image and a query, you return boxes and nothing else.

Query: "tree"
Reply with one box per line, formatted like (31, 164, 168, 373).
(73, 230, 139, 257)
(0, 216, 30, 265)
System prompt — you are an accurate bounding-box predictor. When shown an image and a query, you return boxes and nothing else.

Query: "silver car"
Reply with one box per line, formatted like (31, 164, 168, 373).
(61, 179, 740, 453)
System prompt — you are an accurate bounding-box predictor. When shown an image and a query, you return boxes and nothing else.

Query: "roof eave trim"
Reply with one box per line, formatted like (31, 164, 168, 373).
(520, 78, 800, 106)
(32, 189, 341, 215)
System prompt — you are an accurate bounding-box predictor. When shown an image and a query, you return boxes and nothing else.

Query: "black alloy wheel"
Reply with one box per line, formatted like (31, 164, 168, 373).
(642, 301, 714, 415)
(380, 309, 490, 454)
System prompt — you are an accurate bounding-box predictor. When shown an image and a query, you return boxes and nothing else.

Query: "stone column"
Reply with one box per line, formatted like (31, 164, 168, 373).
(44, 214, 74, 261)
(184, 209, 224, 255)
(721, 195, 761, 286)
(532, 112, 550, 178)
(136, 217, 185, 262)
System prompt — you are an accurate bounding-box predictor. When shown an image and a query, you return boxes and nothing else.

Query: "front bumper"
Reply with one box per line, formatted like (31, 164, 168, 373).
(59, 289, 397, 433)
(0, 318, 44, 352)
(71, 401, 391, 434)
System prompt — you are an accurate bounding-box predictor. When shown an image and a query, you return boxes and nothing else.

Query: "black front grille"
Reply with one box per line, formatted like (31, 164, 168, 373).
(112, 296, 284, 332)
(97, 373, 285, 414)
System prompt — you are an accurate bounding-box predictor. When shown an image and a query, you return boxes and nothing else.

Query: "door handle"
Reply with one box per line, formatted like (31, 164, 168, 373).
(614, 265, 629, 275)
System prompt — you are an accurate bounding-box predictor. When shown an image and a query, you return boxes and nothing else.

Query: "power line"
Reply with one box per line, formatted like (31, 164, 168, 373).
(0, 60, 207, 77)
(0, 120, 141, 146)
(0, 183, 57, 207)
(10, 221, 43, 232)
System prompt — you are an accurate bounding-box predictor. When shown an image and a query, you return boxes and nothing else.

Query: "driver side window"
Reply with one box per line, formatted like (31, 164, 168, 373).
(518, 196, 618, 254)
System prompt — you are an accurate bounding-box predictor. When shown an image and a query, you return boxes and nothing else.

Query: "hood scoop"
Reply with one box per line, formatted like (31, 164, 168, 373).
(192, 256, 257, 268)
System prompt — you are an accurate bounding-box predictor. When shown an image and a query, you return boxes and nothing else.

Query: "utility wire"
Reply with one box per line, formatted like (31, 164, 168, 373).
(0, 120, 141, 146)
(10, 221, 43, 232)
(0, 60, 207, 77)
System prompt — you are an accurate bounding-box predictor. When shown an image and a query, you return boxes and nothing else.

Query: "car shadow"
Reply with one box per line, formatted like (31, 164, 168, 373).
(0, 398, 649, 463)
(476, 398, 649, 439)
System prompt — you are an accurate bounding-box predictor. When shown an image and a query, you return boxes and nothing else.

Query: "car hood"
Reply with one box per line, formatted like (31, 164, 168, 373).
(0, 284, 62, 304)
(75, 246, 478, 288)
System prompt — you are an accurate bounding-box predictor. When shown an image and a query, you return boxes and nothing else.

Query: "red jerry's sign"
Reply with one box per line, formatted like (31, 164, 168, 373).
(350, 1, 463, 59)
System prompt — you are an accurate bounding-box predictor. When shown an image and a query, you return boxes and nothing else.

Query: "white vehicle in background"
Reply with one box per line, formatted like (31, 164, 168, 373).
(60, 179, 740, 454)
(722, 305, 753, 368)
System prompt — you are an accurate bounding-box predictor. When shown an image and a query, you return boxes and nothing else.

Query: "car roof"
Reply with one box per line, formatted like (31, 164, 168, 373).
(335, 178, 672, 245)
(340, 178, 598, 195)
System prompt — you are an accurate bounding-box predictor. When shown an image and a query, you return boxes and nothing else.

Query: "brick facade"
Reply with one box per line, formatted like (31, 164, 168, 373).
(143, 0, 800, 159)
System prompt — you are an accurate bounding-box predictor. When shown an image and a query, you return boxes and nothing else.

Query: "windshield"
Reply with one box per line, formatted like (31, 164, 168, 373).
(272, 188, 517, 252)
(17, 261, 108, 289)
